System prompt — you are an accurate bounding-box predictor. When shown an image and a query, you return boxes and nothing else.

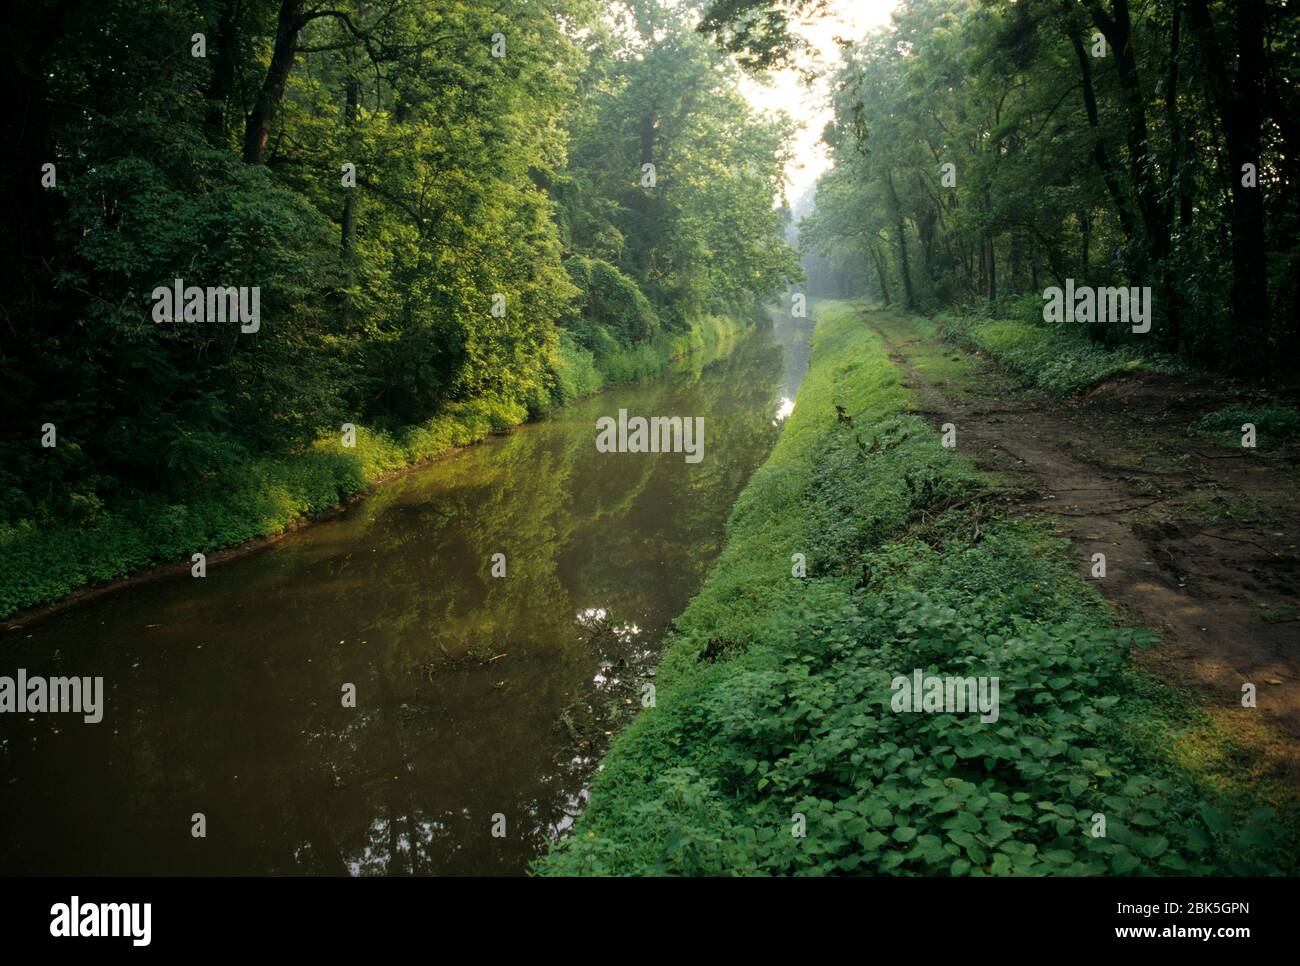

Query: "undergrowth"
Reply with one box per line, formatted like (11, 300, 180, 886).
(1, 312, 747, 620)
(536, 300, 1295, 876)
(1190, 403, 1300, 449)
(941, 311, 1175, 395)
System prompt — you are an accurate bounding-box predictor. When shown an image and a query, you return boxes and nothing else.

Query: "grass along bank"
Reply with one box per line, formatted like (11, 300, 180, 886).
(536, 299, 1295, 876)
(1, 312, 746, 622)
(939, 304, 1300, 448)
(940, 299, 1177, 395)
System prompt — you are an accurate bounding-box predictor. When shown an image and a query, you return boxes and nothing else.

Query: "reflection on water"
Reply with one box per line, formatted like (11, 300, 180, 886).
(0, 309, 812, 875)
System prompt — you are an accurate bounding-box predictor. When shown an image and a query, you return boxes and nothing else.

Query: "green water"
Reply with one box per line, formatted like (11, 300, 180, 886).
(0, 312, 810, 875)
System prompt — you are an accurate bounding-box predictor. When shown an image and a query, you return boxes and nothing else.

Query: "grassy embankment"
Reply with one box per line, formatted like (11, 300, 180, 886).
(537, 299, 1295, 876)
(942, 302, 1300, 446)
(940, 299, 1175, 395)
(0, 313, 744, 620)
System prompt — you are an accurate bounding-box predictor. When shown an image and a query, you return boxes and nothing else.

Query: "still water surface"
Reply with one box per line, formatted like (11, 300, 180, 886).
(0, 311, 810, 874)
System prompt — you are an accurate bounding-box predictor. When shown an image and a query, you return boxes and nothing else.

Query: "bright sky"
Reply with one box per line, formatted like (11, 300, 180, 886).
(736, 0, 899, 203)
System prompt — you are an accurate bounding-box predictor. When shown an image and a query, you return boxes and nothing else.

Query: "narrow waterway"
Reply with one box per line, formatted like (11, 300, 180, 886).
(0, 310, 811, 875)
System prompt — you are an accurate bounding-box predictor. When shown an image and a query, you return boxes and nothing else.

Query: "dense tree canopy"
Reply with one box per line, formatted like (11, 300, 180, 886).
(1, 0, 799, 526)
(773, 0, 1299, 376)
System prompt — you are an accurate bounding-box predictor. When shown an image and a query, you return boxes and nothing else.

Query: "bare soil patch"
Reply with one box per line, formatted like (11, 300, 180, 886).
(870, 317, 1300, 783)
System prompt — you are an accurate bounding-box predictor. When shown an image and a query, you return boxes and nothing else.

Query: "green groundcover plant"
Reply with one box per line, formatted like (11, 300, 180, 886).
(537, 301, 1294, 876)
(941, 311, 1175, 396)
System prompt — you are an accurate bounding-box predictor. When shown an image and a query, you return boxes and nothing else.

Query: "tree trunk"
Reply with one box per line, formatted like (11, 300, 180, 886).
(203, 0, 241, 145)
(0, 0, 81, 342)
(1080, 211, 1090, 276)
(243, 0, 305, 165)
(885, 170, 914, 310)
(869, 241, 892, 306)
(1065, 18, 1137, 245)
(984, 232, 996, 301)
(1086, 0, 1174, 336)
(1009, 231, 1022, 294)
(1160, 5, 1188, 351)
(1185, 0, 1269, 347)
(339, 50, 360, 324)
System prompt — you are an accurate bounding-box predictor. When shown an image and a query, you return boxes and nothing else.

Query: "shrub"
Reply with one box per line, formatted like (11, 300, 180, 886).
(1191, 404, 1300, 448)
(942, 314, 1175, 395)
(550, 334, 605, 404)
(564, 256, 661, 347)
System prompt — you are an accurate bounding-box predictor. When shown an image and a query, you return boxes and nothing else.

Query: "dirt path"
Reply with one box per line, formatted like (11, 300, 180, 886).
(868, 314, 1300, 783)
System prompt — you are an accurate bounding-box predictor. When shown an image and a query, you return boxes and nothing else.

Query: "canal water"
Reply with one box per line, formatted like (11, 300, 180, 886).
(0, 310, 811, 875)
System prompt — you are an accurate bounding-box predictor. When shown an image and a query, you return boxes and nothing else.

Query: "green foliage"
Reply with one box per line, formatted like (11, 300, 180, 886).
(594, 340, 671, 386)
(942, 313, 1176, 395)
(0, 0, 799, 614)
(698, 0, 823, 71)
(551, 333, 606, 404)
(565, 256, 662, 346)
(1191, 404, 1300, 447)
(558, 6, 802, 324)
(0, 395, 526, 620)
(797, 0, 1300, 376)
(536, 300, 1295, 876)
